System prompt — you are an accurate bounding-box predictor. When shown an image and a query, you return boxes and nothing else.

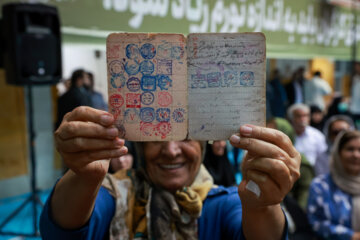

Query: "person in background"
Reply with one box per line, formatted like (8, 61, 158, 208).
(56, 69, 92, 129)
(304, 71, 332, 112)
(325, 92, 351, 120)
(267, 69, 288, 118)
(267, 117, 314, 210)
(226, 142, 244, 185)
(307, 130, 360, 240)
(314, 115, 355, 176)
(310, 105, 325, 131)
(350, 63, 360, 129)
(203, 141, 235, 187)
(86, 72, 108, 111)
(287, 104, 328, 168)
(285, 67, 306, 107)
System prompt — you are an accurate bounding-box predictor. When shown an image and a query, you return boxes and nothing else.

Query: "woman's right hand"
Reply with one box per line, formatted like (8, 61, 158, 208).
(353, 232, 360, 240)
(55, 106, 127, 180)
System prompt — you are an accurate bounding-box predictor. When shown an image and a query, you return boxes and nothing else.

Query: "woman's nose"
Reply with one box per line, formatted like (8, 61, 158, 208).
(354, 149, 360, 159)
(161, 141, 181, 158)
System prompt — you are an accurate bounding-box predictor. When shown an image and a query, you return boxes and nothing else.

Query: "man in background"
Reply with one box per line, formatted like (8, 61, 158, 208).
(288, 104, 327, 168)
(85, 72, 107, 111)
(304, 71, 332, 111)
(56, 69, 92, 129)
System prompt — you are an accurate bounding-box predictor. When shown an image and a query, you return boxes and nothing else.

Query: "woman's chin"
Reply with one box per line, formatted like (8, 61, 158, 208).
(160, 179, 187, 192)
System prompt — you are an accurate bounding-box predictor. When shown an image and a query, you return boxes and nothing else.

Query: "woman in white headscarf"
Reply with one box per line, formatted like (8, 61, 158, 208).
(307, 130, 360, 240)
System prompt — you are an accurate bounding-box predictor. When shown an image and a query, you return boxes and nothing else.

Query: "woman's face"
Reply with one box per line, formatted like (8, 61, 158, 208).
(143, 141, 202, 192)
(211, 140, 226, 156)
(339, 137, 360, 176)
(329, 120, 351, 143)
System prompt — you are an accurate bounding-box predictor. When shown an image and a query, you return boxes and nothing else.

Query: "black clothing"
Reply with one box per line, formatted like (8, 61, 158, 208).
(56, 87, 92, 129)
(203, 143, 235, 187)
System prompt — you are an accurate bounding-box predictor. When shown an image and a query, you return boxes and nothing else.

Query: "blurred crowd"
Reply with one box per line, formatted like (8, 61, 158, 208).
(55, 65, 360, 240)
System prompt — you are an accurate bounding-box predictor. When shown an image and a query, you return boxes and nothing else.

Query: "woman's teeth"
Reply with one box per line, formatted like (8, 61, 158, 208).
(160, 163, 183, 169)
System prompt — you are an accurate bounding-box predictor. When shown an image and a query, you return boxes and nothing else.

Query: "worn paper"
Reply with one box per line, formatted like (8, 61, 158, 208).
(107, 33, 188, 141)
(187, 33, 266, 140)
(107, 32, 266, 141)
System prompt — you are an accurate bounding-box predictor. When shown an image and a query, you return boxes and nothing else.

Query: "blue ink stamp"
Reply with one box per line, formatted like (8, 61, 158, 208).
(124, 60, 140, 75)
(126, 77, 141, 92)
(141, 92, 154, 105)
(109, 60, 124, 75)
(207, 72, 221, 88)
(190, 74, 206, 88)
(140, 43, 156, 59)
(157, 75, 172, 90)
(156, 108, 171, 122)
(124, 108, 140, 123)
(157, 59, 172, 75)
(140, 60, 154, 75)
(172, 108, 185, 123)
(126, 44, 140, 60)
(171, 46, 184, 60)
(140, 107, 155, 123)
(224, 71, 238, 87)
(157, 43, 172, 59)
(141, 76, 157, 91)
(110, 74, 126, 89)
(240, 71, 255, 86)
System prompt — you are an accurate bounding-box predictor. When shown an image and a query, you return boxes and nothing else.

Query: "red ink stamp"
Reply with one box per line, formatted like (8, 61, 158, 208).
(126, 93, 141, 108)
(140, 122, 154, 137)
(109, 94, 124, 108)
(155, 122, 172, 139)
(110, 108, 122, 120)
(107, 44, 120, 58)
(158, 92, 173, 107)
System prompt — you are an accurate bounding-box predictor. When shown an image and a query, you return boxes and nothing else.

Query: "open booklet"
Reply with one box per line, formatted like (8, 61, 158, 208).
(107, 32, 266, 141)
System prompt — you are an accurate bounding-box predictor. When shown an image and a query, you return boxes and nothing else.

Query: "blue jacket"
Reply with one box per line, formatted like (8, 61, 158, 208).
(40, 186, 287, 239)
(307, 174, 355, 240)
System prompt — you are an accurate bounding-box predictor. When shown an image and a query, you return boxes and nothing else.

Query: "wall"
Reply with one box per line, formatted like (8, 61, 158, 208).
(0, 76, 60, 198)
(0, 44, 107, 198)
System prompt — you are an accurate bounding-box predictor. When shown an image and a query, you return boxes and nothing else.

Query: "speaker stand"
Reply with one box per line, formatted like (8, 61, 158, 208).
(0, 85, 44, 237)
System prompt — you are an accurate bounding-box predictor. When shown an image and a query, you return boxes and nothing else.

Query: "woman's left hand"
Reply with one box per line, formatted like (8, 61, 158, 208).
(230, 124, 301, 209)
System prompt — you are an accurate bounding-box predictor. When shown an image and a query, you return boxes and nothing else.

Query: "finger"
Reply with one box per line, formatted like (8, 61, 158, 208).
(230, 135, 290, 161)
(62, 147, 128, 165)
(62, 147, 128, 170)
(63, 106, 114, 127)
(57, 121, 118, 140)
(243, 157, 292, 193)
(57, 137, 124, 153)
(235, 125, 298, 158)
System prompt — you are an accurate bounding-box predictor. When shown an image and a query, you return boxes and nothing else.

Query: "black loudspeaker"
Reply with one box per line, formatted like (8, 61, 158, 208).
(1, 3, 62, 85)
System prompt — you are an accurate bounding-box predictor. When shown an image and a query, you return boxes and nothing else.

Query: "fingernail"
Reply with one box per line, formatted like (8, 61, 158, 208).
(120, 146, 128, 155)
(230, 134, 241, 144)
(241, 125, 252, 136)
(107, 128, 118, 137)
(101, 115, 113, 125)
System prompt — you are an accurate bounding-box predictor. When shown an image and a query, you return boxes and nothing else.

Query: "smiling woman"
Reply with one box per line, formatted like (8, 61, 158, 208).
(307, 130, 360, 240)
(39, 106, 301, 240)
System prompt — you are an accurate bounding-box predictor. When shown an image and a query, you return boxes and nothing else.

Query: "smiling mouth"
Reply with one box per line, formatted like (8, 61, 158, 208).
(159, 163, 185, 169)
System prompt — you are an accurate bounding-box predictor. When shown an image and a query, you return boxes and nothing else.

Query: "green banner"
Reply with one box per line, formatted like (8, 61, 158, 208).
(1, 0, 360, 60)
